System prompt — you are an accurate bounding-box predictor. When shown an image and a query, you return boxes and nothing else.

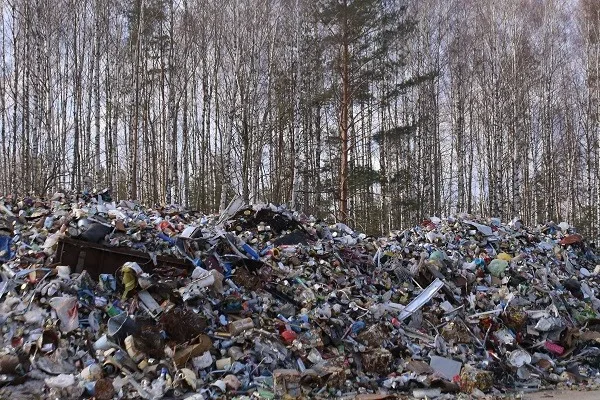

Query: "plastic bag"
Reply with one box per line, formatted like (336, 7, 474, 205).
(49, 296, 79, 333)
(121, 262, 143, 300)
(0, 235, 13, 262)
(42, 224, 67, 253)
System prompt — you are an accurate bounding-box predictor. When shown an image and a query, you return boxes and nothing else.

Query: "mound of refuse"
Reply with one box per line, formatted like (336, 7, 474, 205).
(1, 193, 600, 399)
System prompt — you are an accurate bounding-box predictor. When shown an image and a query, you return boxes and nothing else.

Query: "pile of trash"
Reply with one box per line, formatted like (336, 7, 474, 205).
(1, 192, 600, 399)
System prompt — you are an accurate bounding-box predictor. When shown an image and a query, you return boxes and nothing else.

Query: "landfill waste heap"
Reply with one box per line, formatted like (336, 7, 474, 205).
(1, 192, 600, 400)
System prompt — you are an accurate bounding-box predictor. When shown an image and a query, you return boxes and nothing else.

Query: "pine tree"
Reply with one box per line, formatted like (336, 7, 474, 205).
(312, 0, 419, 222)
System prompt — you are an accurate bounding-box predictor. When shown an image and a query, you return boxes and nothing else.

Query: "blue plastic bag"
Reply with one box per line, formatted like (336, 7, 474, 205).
(0, 235, 13, 262)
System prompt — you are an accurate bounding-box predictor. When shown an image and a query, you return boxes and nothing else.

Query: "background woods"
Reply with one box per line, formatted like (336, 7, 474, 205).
(1, 0, 600, 238)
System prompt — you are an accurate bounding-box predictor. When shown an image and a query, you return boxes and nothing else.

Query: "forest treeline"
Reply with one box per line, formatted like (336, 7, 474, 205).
(1, 0, 600, 237)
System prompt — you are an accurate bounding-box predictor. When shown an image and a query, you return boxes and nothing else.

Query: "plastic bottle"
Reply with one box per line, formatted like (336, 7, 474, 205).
(150, 368, 167, 398)
(44, 216, 54, 229)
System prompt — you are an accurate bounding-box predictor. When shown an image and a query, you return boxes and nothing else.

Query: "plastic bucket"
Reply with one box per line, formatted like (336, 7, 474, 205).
(107, 313, 138, 342)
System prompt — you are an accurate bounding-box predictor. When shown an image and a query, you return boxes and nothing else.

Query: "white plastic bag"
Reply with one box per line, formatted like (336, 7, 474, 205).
(49, 296, 79, 333)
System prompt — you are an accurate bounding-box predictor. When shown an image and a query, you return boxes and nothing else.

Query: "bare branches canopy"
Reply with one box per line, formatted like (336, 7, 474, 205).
(1, 0, 599, 238)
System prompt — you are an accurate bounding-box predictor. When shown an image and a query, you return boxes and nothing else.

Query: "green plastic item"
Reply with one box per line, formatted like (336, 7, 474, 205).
(256, 389, 275, 399)
(430, 250, 446, 261)
(488, 259, 508, 277)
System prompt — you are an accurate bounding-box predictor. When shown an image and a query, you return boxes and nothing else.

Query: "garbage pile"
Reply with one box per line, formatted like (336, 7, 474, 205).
(2, 193, 600, 399)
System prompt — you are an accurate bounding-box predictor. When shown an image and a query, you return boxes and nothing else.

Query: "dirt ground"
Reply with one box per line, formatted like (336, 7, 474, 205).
(523, 389, 600, 400)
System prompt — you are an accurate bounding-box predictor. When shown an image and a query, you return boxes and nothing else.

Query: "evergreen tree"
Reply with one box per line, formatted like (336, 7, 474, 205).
(311, 0, 422, 222)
